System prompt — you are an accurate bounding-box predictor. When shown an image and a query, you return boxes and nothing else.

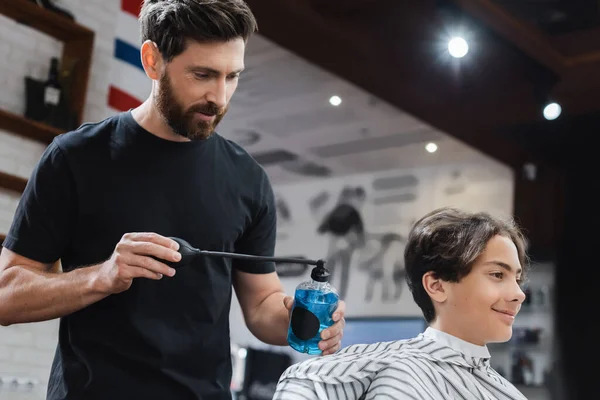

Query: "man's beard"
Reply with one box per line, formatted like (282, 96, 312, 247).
(155, 72, 227, 141)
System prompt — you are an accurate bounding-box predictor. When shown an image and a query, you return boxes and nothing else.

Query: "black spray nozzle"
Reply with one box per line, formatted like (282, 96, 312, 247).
(311, 259, 330, 283)
(166, 237, 327, 273)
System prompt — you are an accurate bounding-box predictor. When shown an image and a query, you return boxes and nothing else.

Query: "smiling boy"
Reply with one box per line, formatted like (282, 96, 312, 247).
(274, 207, 528, 400)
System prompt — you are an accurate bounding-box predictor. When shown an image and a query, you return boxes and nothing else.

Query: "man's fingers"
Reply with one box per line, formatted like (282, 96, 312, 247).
(321, 319, 345, 340)
(283, 296, 294, 310)
(322, 343, 341, 356)
(332, 300, 346, 321)
(320, 339, 342, 355)
(125, 232, 180, 251)
(126, 265, 164, 281)
(319, 331, 342, 351)
(128, 241, 181, 264)
(122, 253, 176, 277)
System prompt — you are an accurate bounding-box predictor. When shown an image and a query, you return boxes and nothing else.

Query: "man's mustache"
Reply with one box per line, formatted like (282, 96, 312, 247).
(188, 103, 223, 116)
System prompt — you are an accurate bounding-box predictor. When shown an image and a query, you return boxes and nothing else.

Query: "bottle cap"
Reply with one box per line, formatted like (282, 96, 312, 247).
(310, 260, 330, 282)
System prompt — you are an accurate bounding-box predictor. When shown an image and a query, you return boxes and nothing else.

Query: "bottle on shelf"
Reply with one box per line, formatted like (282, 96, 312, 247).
(43, 57, 62, 126)
(287, 261, 339, 355)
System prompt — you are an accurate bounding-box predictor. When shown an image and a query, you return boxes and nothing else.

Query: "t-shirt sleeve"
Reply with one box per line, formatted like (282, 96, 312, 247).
(2, 140, 77, 264)
(232, 170, 277, 274)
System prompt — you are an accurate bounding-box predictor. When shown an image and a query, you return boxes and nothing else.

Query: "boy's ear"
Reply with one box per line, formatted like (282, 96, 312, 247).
(422, 272, 448, 304)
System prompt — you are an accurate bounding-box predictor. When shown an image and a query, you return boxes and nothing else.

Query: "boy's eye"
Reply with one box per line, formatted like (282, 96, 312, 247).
(516, 277, 523, 286)
(491, 272, 503, 279)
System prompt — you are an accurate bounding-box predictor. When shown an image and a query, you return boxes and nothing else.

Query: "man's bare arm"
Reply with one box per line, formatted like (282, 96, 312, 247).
(0, 249, 108, 326)
(0, 233, 181, 326)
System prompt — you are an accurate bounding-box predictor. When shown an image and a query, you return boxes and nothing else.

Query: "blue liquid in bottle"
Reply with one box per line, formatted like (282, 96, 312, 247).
(287, 264, 339, 355)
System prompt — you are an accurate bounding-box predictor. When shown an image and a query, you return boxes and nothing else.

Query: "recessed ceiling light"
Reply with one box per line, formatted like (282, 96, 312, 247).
(543, 102, 561, 120)
(448, 37, 469, 58)
(426, 142, 438, 153)
(329, 95, 342, 106)
(237, 348, 247, 358)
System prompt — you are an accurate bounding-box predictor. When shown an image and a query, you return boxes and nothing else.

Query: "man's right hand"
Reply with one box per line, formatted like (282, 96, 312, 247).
(94, 232, 182, 294)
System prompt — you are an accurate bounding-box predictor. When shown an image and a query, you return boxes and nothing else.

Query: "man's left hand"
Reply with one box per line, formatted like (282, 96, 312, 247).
(283, 296, 346, 356)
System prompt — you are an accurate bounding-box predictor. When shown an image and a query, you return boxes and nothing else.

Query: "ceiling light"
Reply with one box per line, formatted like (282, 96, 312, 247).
(543, 102, 561, 120)
(238, 348, 247, 358)
(329, 95, 342, 106)
(448, 37, 469, 58)
(426, 143, 438, 153)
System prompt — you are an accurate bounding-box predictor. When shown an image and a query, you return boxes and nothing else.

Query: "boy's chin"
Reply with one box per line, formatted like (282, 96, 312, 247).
(487, 329, 513, 345)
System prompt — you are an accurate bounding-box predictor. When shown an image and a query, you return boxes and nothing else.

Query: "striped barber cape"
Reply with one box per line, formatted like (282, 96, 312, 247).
(274, 328, 527, 400)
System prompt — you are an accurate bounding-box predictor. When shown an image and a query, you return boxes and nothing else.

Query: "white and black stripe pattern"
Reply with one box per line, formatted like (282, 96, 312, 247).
(274, 334, 527, 400)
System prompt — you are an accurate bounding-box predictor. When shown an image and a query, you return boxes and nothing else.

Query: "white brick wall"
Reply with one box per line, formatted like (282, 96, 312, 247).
(0, 0, 120, 398)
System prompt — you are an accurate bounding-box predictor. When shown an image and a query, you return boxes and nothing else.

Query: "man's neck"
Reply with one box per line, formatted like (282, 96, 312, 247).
(131, 99, 190, 143)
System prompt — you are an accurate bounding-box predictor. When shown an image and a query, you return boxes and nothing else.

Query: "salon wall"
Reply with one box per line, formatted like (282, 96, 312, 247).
(228, 160, 515, 349)
(228, 163, 554, 400)
(0, 0, 120, 398)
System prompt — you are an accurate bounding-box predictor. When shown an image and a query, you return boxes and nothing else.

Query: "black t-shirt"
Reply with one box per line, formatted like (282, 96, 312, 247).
(3, 111, 277, 400)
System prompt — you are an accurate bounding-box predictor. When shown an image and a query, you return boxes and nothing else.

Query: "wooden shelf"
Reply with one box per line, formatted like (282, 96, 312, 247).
(0, 109, 62, 144)
(0, 171, 28, 194)
(0, 0, 94, 131)
(0, 2, 89, 257)
(0, 0, 94, 41)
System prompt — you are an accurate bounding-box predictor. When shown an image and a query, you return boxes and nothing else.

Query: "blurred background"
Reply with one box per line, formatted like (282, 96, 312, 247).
(0, 0, 596, 399)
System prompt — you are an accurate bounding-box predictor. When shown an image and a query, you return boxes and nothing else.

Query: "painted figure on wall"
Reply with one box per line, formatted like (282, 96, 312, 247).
(358, 233, 406, 303)
(316, 186, 366, 300)
(315, 185, 408, 303)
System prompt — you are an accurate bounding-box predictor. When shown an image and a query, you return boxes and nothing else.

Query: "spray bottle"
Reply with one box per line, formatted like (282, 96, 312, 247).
(287, 260, 339, 354)
(157, 237, 337, 355)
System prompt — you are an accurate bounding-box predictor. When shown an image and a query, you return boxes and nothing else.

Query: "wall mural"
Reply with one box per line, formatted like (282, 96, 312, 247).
(312, 185, 407, 304)
(270, 162, 514, 318)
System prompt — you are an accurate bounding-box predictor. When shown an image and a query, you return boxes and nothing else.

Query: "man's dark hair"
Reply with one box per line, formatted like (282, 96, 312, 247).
(139, 0, 258, 62)
(404, 207, 529, 322)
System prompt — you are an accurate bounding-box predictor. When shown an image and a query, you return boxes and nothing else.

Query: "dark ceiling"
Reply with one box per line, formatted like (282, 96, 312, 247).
(492, 0, 600, 34)
(244, 0, 600, 257)
(244, 0, 600, 170)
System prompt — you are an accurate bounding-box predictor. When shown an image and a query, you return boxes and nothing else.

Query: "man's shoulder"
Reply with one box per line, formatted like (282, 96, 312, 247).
(54, 112, 123, 154)
(215, 135, 266, 173)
